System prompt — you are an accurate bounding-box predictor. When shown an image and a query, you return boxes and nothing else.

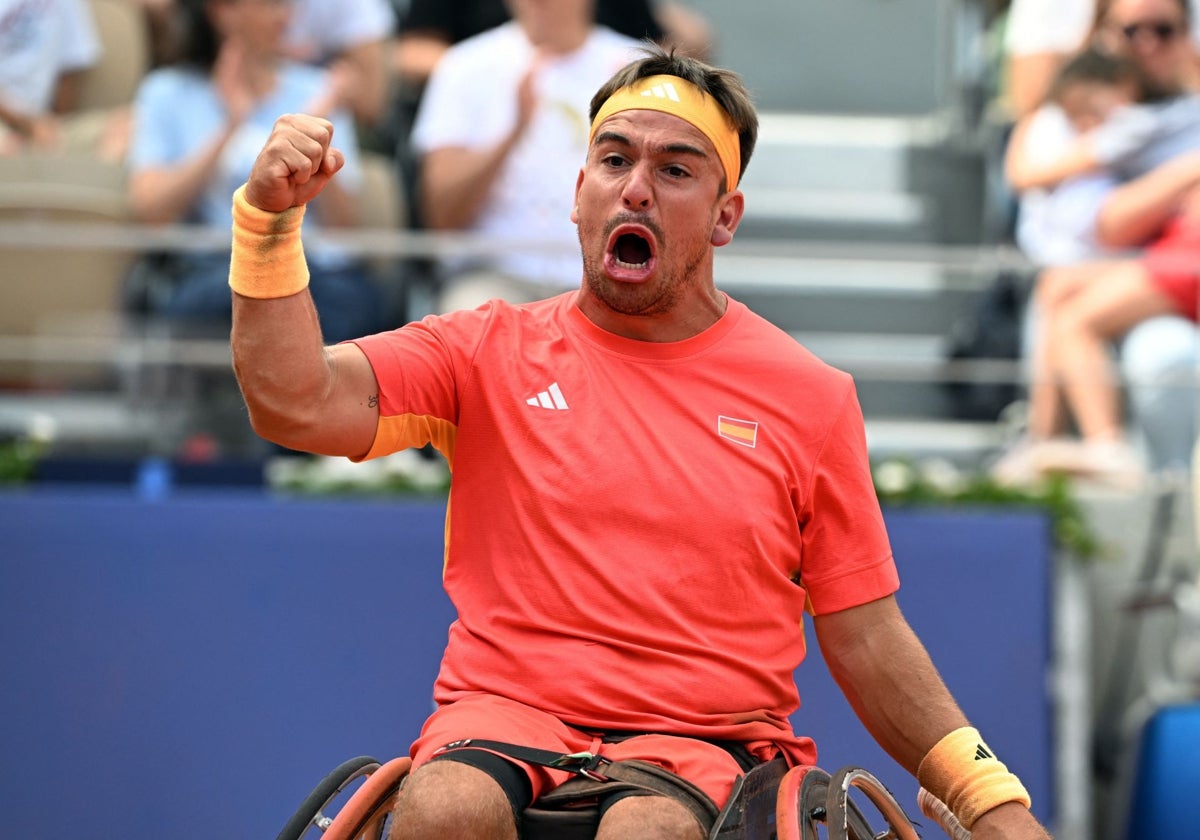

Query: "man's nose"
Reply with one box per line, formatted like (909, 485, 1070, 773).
(621, 164, 653, 210)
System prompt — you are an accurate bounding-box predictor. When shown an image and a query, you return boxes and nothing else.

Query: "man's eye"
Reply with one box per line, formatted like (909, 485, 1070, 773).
(665, 165, 690, 178)
(602, 154, 627, 168)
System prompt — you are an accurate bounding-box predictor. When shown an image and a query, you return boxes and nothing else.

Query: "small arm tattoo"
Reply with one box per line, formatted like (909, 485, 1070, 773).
(368, 394, 379, 408)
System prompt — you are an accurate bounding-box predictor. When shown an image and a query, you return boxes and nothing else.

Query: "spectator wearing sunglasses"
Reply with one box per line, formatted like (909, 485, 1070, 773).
(1004, 0, 1200, 120)
(994, 0, 1200, 487)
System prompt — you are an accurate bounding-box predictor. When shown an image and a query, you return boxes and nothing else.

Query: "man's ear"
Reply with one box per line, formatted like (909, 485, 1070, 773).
(711, 190, 745, 247)
(570, 168, 584, 224)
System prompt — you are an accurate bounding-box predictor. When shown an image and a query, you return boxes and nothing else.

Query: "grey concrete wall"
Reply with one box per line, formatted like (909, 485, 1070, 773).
(684, 0, 965, 114)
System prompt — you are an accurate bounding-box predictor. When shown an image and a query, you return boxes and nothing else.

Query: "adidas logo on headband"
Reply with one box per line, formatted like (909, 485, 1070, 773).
(640, 82, 682, 102)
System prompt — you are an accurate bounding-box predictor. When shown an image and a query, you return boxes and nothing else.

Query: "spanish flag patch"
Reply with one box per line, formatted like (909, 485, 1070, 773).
(717, 416, 758, 448)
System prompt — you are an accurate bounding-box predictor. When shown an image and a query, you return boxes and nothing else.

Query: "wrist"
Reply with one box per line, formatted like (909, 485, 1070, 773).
(917, 727, 1032, 831)
(228, 183, 310, 299)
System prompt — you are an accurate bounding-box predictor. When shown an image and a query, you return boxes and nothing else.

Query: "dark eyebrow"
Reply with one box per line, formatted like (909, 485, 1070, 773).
(660, 142, 708, 159)
(593, 130, 708, 160)
(593, 130, 632, 148)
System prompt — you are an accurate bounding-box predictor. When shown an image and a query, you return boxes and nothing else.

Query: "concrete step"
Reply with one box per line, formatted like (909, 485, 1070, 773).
(736, 111, 986, 244)
(718, 251, 989, 337)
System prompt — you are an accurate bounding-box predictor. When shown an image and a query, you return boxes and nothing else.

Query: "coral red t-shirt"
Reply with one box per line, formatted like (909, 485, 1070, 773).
(352, 293, 898, 762)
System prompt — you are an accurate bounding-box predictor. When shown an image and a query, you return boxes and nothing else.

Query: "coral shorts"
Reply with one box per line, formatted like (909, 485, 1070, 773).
(410, 693, 780, 810)
(1143, 215, 1200, 322)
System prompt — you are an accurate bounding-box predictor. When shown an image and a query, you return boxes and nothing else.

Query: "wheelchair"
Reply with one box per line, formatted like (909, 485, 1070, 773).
(276, 741, 968, 840)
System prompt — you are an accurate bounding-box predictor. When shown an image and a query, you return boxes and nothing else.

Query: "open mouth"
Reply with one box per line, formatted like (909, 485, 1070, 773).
(604, 225, 657, 280)
(613, 233, 652, 269)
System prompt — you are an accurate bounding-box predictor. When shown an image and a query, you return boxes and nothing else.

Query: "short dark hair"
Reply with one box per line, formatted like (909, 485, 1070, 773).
(589, 45, 758, 189)
(177, 0, 223, 72)
(1049, 45, 1146, 105)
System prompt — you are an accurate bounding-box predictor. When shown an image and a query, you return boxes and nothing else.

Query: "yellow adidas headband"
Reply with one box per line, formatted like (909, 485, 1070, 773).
(588, 74, 741, 191)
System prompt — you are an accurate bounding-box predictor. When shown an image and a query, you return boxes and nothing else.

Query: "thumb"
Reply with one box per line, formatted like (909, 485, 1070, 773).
(320, 147, 345, 177)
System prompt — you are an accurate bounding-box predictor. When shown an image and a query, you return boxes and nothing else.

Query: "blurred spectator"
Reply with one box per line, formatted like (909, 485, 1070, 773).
(281, 0, 395, 128)
(1006, 47, 1147, 190)
(995, 0, 1200, 485)
(1003, 0, 1200, 120)
(1005, 152, 1200, 488)
(409, 0, 643, 312)
(0, 0, 104, 155)
(126, 0, 384, 343)
(393, 0, 710, 94)
(385, 0, 710, 211)
(126, 0, 184, 68)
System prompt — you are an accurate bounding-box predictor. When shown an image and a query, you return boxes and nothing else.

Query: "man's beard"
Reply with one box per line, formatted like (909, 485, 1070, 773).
(579, 213, 701, 316)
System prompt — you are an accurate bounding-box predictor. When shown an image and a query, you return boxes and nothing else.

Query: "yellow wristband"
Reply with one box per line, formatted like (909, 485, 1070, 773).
(917, 727, 1032, 830)
(228, 184, 310, 299)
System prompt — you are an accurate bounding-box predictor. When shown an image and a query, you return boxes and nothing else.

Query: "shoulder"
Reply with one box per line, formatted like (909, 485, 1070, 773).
(724, 299, 856, 391)
(447, 22, 523, 64)
(136, 66, 206, 103)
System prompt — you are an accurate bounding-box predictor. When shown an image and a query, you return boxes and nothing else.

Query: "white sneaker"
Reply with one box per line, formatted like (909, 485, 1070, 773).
(1035, 438, 1146, 491)
(989, 438, 1047, 488)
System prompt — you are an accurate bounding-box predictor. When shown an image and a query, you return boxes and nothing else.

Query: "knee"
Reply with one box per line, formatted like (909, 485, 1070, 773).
(388, 761, 518, 840)
(596, 794, 706, 840)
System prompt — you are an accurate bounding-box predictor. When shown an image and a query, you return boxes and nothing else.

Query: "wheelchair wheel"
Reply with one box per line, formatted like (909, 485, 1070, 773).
(775, 765, 829, 840)
(318, 756, 412, 840)
(825, 766, 920, 840)
(276, 756, 382, 840)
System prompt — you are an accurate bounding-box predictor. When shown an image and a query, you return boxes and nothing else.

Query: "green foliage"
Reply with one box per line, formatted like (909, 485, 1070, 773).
(0, 435, 46, 484)
(872, 458, 1103, 560)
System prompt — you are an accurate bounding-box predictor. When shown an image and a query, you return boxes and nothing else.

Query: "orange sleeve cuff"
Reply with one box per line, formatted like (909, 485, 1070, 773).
(228, 184, 310, 299)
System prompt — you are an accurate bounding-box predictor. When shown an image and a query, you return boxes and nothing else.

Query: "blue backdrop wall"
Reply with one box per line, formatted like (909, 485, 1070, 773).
(0, 489, 1052, 839)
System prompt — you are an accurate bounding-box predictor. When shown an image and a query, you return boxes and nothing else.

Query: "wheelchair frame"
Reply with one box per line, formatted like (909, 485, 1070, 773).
(276, 751, 955, 840)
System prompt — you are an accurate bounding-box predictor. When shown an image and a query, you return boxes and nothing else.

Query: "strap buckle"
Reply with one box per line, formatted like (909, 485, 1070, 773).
(549, 751, 612, 782)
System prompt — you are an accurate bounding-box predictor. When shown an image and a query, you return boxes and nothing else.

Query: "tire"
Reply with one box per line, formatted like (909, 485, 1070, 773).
(320, 756, 412, 840)
(276, 756, 382, 840)
(775, 765, 830, 840)
(825, 766, 920, 840)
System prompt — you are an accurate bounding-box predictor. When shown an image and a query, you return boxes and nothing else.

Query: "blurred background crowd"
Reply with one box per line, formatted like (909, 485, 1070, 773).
(3, 0, 1198, 485)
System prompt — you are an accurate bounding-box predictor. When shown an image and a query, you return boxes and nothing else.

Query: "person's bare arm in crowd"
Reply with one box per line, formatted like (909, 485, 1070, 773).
(130, 42, 252, 223)
(419, 57, 540, 229)
(332, 39, 389, 127)
(230, 114, 380, 457)
(1004, 115, 1102, 191)
(1006, 52, 1065, 121)
(129, 123, 242, 223)
(1096, 149, 1200, 248)
(392, 31, 451, 89)
(51, 68, 87, 114)
(814, 596, 1053, 840)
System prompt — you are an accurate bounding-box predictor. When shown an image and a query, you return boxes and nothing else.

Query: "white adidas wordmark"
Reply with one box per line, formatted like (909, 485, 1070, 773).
(526, 382, 569, 410)
(640, 82, 680, 102)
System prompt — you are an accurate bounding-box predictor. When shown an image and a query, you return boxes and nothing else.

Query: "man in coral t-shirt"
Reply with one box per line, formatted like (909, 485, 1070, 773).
(230, 45, 1051, 840)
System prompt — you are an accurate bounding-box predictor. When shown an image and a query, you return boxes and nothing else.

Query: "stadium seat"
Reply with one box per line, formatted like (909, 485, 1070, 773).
(78, 0, 151, 111)
(0, 154, 134, 385)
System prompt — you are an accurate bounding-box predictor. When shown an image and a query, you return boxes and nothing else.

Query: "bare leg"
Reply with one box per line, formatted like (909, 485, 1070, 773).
(595, 794, 706, 840)
(388, 761, 518, 840)
(1049, 262, 1177, 442)
(1027, 264, 1101, 439)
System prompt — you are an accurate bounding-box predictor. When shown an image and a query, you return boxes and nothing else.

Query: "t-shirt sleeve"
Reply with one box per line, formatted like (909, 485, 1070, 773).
(408, 44, 496, 153)
(127, 72, 180, 171)
(797, 382, 898, 615)
(349, 308, 489, 460)
(59, 0, 102, 73)
(1004, 0, 1092, 55)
